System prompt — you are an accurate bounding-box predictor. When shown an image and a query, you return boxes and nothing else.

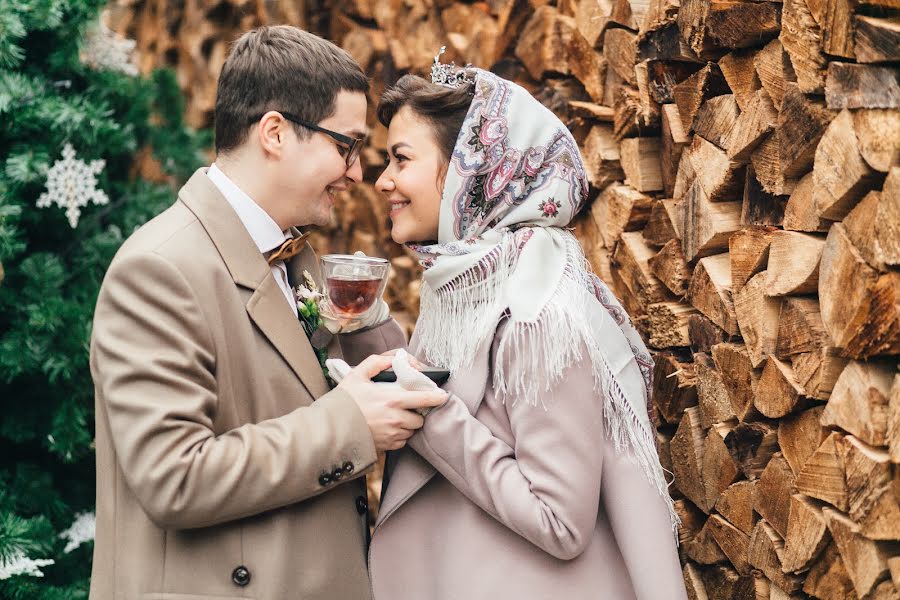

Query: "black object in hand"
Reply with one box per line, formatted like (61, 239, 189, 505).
(372, 367, 451, 385)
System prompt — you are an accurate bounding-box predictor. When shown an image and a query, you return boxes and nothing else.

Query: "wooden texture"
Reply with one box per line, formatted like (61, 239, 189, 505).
(688, 253, 739, 336)
(712, 342, 761, 422)
(783, 494, 832, 573)
(779, 406, 828, 476)
(765, 231, 825, 296)
(734, 271, 780, 367)
(820, 361, 893, 447)
(650, 238, 693, 296)
(826, 63, 900, 110)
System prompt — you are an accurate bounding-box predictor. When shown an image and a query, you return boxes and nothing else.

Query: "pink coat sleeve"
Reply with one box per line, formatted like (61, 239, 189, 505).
(408, 335, 605, 561)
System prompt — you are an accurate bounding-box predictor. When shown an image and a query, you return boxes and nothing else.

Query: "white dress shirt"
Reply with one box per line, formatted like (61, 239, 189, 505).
(207, 163, 296, 311)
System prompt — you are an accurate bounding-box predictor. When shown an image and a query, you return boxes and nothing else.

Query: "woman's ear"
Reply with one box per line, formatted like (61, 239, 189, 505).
(436, 158, 450, 196)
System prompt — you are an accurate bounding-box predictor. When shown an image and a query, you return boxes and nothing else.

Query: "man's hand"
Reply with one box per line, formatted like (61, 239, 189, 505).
(336, 355, 448, 451)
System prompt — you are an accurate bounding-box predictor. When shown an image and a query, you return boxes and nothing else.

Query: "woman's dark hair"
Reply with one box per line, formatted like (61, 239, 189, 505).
(377, 74, 474, 161)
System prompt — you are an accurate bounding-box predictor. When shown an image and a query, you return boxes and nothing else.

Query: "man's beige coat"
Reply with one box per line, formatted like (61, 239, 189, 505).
(89, 169, 403, 599)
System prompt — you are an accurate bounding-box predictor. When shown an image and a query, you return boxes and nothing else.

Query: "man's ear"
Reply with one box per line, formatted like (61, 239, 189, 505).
(257, 111, 286, 158)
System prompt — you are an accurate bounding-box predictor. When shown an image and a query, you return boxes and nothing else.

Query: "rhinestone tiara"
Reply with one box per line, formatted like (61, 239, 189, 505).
(431, 46, 472, 89)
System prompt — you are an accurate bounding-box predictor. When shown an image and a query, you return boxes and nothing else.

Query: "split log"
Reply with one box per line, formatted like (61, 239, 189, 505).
(727, 89, 778, 163)
(765, 231, 825, 296)
(593, 183, 654, 248)
(734, 271, 781, 367)
(716, 480, 757, 536)
(661, 104, 691, 196)
(676, 497, 707, 544)
(693, 94, 739, 150)
(673, 405, 709, 511)
(684, 562, 708, 599)
(688, 253, 738, 335)
(803, 543, 859, 600)
(620, 137, 664, 191)
(729, 226, 775, 294)
(854, 16, 900, 64)
(681, 183, 743, 262)
(775, 297, 828, 359)
(612, 231, 674, 306)
(704, 422, 741, 511)
(646, 61, 703, 104)
(748, 520, 804, 594)
(783, 494, 832, 573)
(707, 514, 753, 576)
(685, 516, 730, 563)
(652, 351, 699, 423)
(583, 124, 624, 190)
(891, 556, 900, 590)
(648, 301, 697, 347)
(691, 313, 739, 354)
(838, 435, 900, 540)
(879, 169, 900, 266)
(724, 421, 779, 479)
(699, 564, 756, 600)
(712, 342, 762, 422)
(819, 223, 900, 358)
(575, 0, 634, 47)
(825, 62, 900, 110)
(673, 63, 730, 134)
(719, 49, 762, 111)
(783, 172, 831, 233)
(891, 375, 900, 464)
(824, 507, 894, 600)
(853, 110, 900, 174)
(843, 192, 893, 272)
(792, 346, 849, 401)
(515, 6, 576, 80)
(678, 135, 746, 202)
(613, 84, 660, 139)
(650, 238, 693, 296)
(604, 27, 638, 85)
(568, 101, 615, 121)
(638, 20, 703, 63)
(703, 2, 781, 50)
(814, 109, 884, 220)
(750, 134, 796, 198)
(779, 0, 827, 93)
(754, 453, 796, 538)
(756, 356, 809, 419)
(820, 360, 893, 448)
(568, 29, 606, 102)
(644, 198, 683, 246)
(777, 83, 835, 179)
(779, 406, 828, 477)
(754, 39, 796, 112)
(796, 431, 849, 512)
(695, 352, 736, 428)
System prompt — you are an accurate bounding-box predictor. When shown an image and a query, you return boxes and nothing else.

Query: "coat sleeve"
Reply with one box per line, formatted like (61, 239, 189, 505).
(407, 328, 606, 561)
(337, 318, 407, 366)
(91, 250, 377, 530)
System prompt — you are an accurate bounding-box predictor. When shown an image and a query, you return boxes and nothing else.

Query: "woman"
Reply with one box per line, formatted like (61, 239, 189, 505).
(369, 58, 687, 600)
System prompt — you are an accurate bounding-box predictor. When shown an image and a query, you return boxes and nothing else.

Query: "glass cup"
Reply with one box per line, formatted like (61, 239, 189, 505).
(320, 254, 390, 319)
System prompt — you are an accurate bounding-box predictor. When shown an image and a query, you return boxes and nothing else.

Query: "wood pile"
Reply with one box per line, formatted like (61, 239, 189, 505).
(110, 1, 900, 593)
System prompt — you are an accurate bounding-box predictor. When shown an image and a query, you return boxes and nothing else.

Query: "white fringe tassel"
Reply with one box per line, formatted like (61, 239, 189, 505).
(415, 229, 680, 540)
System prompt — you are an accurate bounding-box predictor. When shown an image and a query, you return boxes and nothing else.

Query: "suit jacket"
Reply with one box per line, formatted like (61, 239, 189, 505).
(370, 299, 687, 600)
(89, 168, 405, 599)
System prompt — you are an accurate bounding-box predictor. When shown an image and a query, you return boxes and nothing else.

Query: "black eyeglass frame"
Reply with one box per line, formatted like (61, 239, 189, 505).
(252, 111, 364, 167)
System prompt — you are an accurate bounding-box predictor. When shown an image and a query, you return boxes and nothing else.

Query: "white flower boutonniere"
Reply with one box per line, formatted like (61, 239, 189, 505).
(294, 270, 329, 378)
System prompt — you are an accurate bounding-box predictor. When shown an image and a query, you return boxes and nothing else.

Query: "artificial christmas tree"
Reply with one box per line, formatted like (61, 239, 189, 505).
(0, 0, 207, 595)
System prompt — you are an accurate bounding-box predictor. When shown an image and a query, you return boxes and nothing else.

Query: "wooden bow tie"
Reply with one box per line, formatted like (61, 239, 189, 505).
(265, 233, 309, 265)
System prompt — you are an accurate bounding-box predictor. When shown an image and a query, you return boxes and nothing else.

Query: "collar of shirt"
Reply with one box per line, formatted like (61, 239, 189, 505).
(207, 163, 289, 255)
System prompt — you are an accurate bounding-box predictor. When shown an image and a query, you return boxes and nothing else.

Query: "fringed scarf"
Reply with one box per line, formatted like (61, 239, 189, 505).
(408, 70, 678, 536)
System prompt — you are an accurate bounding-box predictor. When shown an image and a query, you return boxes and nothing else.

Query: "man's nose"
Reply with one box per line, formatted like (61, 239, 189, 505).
(346, 156, 363, 183)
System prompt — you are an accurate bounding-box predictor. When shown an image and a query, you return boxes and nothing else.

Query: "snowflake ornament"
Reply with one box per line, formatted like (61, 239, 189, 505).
(59, 511, 96, 553)
(0, 549, 54, 580)
(80, 18, 138, 76)
(37, 143, 109, 228)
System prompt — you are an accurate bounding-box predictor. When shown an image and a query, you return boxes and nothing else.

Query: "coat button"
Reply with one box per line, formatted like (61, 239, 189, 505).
(332, 466, 344, 480)
(232, 565, 251, 586)
(318, 473, 331, 486)
(343, 461, 354, 474)
(356, 495, 368, 515)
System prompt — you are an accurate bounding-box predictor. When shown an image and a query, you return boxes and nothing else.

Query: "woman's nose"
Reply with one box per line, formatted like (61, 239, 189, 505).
(375, 170, 394, 194)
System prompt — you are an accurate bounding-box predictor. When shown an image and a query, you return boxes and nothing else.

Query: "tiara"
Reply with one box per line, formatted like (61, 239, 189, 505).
(431, 46, 472, 88)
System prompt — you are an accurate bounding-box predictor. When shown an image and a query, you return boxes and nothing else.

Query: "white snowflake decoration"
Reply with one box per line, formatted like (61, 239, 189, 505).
(59, 511, 96, 553)
(0, 549, 54, 580)
(80, 18, 138, 76)
(37, 143, 109, 228)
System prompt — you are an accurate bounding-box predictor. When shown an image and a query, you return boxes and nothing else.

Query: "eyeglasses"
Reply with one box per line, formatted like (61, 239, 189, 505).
(252, 111, 364, 168)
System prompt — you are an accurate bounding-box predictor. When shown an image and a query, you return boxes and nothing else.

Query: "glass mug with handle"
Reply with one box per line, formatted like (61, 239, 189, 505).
(320, 254, 390, 320)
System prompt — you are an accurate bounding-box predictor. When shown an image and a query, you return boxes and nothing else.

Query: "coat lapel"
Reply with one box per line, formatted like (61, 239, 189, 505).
(179, 168, 330, 399)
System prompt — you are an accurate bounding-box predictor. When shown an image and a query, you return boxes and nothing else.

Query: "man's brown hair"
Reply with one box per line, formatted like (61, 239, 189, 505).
(215, 26, 369, 153)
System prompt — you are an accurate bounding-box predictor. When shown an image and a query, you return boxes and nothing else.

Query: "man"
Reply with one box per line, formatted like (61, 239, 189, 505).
(89, 26, 445, 598)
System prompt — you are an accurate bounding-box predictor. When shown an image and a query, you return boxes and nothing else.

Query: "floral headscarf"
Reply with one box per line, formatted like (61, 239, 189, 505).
(406, 69, 678, 535)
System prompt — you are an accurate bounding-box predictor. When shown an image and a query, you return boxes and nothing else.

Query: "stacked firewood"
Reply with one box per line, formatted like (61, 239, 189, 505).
(110, 1, 899, 595)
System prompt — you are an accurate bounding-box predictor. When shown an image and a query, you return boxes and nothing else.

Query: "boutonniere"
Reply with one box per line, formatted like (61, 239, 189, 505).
(294, 270, 330, 380)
